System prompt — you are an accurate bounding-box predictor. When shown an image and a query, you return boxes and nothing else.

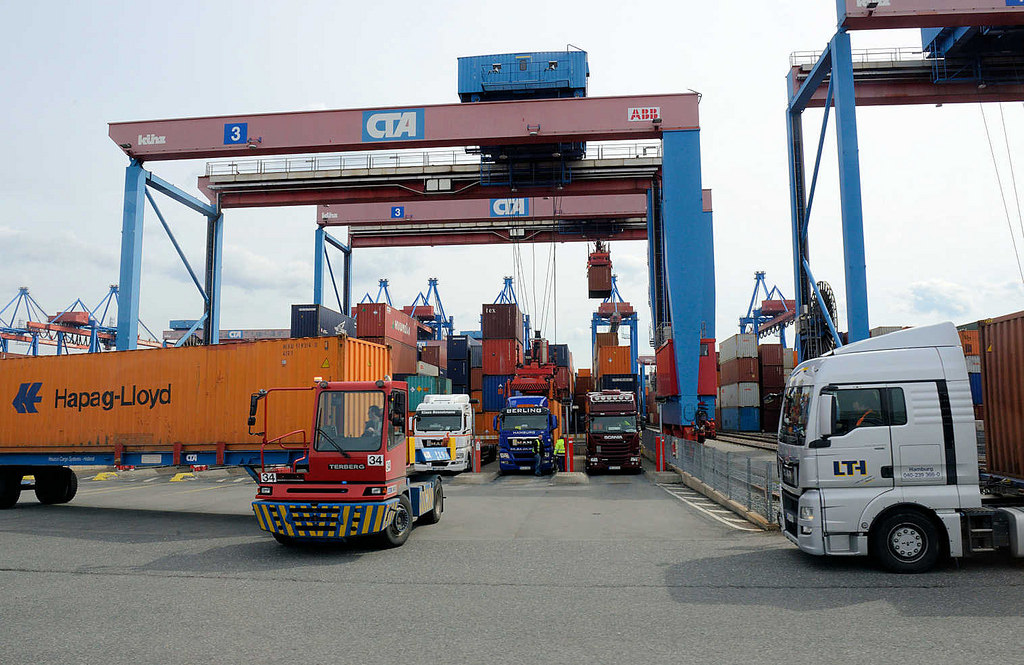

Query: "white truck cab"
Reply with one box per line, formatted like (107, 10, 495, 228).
(413, 394, 475, 473)
(778, 322, 1024, 572)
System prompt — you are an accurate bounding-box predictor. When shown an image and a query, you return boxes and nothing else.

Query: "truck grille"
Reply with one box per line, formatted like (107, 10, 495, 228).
(782, 490, 799, 537)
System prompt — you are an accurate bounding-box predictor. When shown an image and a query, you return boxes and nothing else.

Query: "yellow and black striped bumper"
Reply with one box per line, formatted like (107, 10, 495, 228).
(252, 500, 398, 539)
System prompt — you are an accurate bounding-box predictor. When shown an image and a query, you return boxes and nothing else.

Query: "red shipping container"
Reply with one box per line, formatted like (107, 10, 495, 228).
(656, 341, 678, 398)
(595, 332, 619, 349)
(588, 251, 612, 299)
(760, 364, 789, 389)
(481, 304, 523, 341)
(470, 367, 483, 391)
(575, 375, 594, 396)
(554, 366, 570, 392)
(761, 300, 796, 316)
(721, 358, 759, 385)
(402, 305, 435, 320)
(418, 340, 448, 368)
(47, 311, 91, 326)
(361, 336, 418, 375)
(597, 301, 635, 316)
(979, 311, 1024, 481)
(355, 303, 418, 348)
(758, 344, 785, 367)
(482, 339, 523, 375)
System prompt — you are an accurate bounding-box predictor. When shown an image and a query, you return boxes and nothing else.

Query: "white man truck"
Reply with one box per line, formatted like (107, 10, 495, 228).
(412, 394, 475, 473)
(777, 322, 1024, 573)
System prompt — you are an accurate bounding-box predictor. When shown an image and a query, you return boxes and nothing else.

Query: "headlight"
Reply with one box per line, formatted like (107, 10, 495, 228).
(799, 506, 815, 521)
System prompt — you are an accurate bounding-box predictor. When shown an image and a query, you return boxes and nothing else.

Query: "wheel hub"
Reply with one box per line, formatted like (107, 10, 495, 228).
(891, 526, 924, 559)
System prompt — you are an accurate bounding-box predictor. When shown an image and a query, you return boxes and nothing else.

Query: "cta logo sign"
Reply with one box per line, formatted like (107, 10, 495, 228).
(491, 198, 529, 217)
(12, 382, 42, 414)
(627, 107, 660, 122)
(362, 108, 424, 142)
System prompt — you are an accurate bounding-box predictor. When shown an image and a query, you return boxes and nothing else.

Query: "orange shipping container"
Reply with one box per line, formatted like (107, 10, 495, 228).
(577, 368, 592, 378)
(0, 337, 391, 457)
(476, 412, 499, 437)
(959, 330, 980, 356)
(595, 333, 619, 349)
(596, 346, 631, 377)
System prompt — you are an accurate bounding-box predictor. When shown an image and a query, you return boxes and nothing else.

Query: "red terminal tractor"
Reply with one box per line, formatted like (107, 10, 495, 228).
(248, 378, 453, 547)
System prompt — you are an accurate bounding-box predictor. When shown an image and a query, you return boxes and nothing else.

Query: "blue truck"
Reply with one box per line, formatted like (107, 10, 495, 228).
(494, 396, 559, 475)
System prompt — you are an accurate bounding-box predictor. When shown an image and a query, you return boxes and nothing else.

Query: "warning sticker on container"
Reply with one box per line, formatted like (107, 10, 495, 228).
(321, 358, 330, 368)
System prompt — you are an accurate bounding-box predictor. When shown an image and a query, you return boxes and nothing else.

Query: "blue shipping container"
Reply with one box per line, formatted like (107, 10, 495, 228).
(551, 344, 570, 368)
(721, 407, 760, 432)
(447, 335, 469, 361)
(483, 375, 513, 411)
(458, 51, 589, 103)
(448, 359, 469, 385)
(969, 372, 983, 405)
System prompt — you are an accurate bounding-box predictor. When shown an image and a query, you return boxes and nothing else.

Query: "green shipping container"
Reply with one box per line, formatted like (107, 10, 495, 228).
(403, 374, 453, 411)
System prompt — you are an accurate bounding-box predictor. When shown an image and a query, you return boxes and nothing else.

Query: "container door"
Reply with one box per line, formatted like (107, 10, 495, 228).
(816, 386, 895, 534)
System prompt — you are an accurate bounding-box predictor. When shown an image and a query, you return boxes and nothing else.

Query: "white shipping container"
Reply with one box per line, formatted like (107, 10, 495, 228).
(719, 382, 760, 408)
(783, 349, 796, 371)
(416, 361, 440, 377)
(719, 333, 757, 362)
(966, 356, 981, 374)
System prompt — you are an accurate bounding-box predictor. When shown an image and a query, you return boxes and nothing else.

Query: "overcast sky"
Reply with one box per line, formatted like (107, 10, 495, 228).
(2, 2, 1022, 365)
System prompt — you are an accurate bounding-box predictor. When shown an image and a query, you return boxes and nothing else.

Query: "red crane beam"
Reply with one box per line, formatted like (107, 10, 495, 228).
(348, 228, 649, 248)
(840, 0, 1024, 30)
(109, 94, 698, 162)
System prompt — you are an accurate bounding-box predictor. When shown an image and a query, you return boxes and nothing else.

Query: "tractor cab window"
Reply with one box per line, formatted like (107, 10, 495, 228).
(591, 415, 637, 433)
(834, 388, 886, 435)
(315, 390, 384, 453)
(388, 390, 407, 451)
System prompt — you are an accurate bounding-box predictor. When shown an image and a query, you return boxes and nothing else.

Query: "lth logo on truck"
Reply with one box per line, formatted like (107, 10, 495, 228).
(833, 460, 867, 476)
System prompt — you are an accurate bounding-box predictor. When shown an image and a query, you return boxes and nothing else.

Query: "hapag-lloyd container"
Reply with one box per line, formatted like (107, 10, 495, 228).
(481, 304, 523, 342)
(354, 303, 418, 348)
(979, 310, 1024, 481)
(0, 337, 390, 454)
(719, 334, 757, 362)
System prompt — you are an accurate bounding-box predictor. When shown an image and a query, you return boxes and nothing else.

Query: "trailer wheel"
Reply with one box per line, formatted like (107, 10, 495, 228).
(420, 482, 443, 525)
(0, 470, 22, 509)
(379, 494, 413, 548)
(871, 510, 941, 574)
(35, 468, 78, 505)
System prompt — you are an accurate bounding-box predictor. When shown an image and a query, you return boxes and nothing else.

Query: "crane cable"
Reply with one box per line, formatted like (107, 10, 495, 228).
(999, 103, 1024, 263)
(980, 103, 1024, 285)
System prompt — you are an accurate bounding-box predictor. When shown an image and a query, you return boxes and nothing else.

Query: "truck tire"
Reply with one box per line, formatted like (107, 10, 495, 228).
(420, 481, 443, 525)
(272, 533, 298, 547)
(35, 468, 78, 505)
(379, 494, 413, 548)
(870, 510, 941, 574)
(0, 470, 22, 509)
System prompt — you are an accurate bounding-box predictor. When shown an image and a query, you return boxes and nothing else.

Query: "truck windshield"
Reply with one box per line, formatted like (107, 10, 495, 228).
(591, 415, 636, 433)
(315, 390, 385, 452)
(417, 413, 462, 432)
(501, 413, 549, 431)
(779, 385, 812, 446)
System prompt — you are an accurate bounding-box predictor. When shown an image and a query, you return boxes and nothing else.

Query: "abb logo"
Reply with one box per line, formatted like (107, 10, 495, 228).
(627, 107, 661, 122)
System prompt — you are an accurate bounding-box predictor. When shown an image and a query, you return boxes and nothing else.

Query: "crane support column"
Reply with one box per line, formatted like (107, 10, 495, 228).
(116, 161, 147, 351)
(203, 213, 224, 345)
(313, 226, 325, 307)
(832, 29, 870, 342)
(660, 129, 711, 427)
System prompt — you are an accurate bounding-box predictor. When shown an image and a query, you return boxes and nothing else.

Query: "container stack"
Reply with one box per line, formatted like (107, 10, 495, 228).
(718, 333, 760, 431)
(550, 343, 575, 403)
(757, 343, 794, 433)
(417, 339, 447, 378)
(480, 303, 524, 434)
(354, 303, 419, 375)
(959, 327, 983, 420)
(594, 334, 636, 393)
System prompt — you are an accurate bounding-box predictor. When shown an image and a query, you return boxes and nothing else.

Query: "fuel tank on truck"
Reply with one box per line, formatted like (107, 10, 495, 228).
(0, 337, 391, 456)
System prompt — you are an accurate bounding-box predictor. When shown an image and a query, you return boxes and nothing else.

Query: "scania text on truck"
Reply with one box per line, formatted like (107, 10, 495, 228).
(495, 396, 558, 475)
(412, 394, 475, 473)
(251, 378, 449, 547)
(777, 323, 1024, 572)
(585, 390, 642, 473)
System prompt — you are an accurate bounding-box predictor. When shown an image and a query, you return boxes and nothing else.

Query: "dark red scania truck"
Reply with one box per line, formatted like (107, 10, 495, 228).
(585, 390, 641, 474)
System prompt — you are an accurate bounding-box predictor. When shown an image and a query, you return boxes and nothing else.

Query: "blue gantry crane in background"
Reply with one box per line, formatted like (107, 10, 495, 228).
(359, 279, 394, 306)
(739, 272, 796, 348)
(591, 275, 639, 375)
(405, 278, 455, 340)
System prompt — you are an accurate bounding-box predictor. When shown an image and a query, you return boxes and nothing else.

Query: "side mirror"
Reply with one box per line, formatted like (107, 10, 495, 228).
(817, 394, 834, 439)
(469, 398, 479, 405)
(493, 415, 499, 430)
(391, 413, 405, 427)
(549, 415, 557, 431)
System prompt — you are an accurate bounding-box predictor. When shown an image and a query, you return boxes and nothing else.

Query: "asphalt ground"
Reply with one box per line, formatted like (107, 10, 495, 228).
(1, 467, 1023, 665)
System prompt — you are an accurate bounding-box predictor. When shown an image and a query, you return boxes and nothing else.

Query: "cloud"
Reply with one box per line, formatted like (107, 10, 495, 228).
(906, 280, 971, 317)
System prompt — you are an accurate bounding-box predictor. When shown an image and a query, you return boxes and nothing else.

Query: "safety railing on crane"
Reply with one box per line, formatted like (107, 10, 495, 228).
(789, 47, 929, 68)
(205, 141, 663, 177)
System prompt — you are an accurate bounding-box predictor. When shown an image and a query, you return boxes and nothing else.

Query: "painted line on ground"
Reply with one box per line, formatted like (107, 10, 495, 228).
(657, 485, 760, 532)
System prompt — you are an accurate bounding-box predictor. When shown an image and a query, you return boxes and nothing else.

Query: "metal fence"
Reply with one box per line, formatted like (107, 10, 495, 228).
(643, 430, 780, 522)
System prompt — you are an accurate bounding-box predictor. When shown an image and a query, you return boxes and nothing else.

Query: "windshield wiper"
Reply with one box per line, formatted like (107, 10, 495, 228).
(316, 428, 351, 458)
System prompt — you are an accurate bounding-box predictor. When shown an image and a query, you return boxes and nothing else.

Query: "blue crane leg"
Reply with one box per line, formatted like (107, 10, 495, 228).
(116, 161, 146, 351)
